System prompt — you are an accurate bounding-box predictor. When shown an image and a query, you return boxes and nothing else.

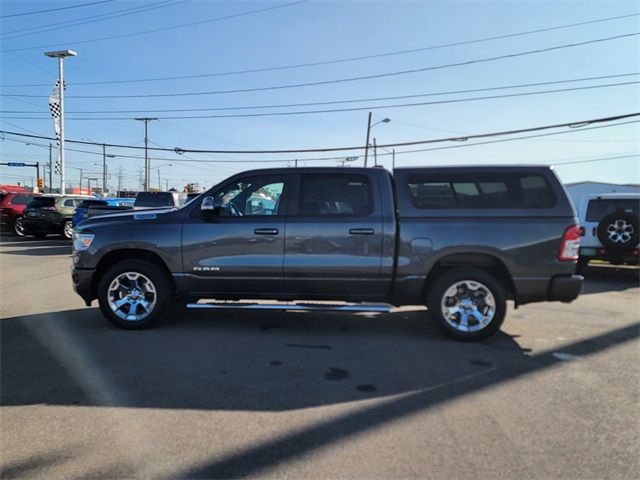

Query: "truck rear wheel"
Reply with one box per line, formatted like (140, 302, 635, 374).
(97, 260, 171, 329)
(427, 268, 506, 341)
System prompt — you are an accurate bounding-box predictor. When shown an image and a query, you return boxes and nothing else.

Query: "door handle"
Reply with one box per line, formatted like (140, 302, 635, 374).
(349, 228, 375, 235)
(254, 228, 279, 235)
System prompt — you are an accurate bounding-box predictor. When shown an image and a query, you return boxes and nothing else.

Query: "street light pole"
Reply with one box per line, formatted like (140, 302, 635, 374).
(45, 50, 76, 194)
(364, 113, 390, 167)
(135, 117, 157, 191)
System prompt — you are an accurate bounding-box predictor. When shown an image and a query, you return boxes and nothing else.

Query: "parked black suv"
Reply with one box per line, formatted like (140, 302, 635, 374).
(71, 166, 582, 340)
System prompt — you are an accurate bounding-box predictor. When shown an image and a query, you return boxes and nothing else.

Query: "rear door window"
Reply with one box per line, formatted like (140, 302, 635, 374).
(135, 193, 175, 207)
(297, 174, 372, 216)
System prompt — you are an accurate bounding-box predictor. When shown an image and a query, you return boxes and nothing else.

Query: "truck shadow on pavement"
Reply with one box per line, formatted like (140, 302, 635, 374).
(1, 307, 638, 478)
(3, 307, 530, 413)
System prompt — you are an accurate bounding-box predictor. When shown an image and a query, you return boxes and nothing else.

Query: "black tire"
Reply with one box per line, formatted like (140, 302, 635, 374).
(33, 232, 47, 239)
(427, 268, 506, 341)
(12, 216, 25, 237)
(62, 220, 73, 240)
(97, 259, 171, 330)
(597, 211, 639, 252)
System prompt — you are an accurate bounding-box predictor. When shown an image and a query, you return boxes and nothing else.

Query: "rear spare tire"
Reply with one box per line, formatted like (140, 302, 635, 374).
(597, 211, 639, 251)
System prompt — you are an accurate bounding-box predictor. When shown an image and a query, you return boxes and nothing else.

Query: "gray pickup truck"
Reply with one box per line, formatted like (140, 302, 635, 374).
(71, 166, 583, 340)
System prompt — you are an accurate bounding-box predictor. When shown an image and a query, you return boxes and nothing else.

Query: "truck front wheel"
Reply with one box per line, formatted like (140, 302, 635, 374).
(97, 260, 171, 329)
(427, 268, 506, 341)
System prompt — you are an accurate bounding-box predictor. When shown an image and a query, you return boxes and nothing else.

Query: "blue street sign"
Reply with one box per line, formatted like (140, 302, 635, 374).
(6, 162, 27, 167)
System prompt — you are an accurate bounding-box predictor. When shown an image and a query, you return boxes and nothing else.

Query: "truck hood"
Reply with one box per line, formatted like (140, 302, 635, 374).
(76, 207, 176, 230)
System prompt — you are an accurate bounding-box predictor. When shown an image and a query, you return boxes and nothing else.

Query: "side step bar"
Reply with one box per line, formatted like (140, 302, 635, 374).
(186, 301, 392, 313)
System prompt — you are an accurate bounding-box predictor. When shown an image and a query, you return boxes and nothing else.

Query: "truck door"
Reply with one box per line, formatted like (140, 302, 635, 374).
(182, 174, 290, 296)
(283, 172, 387, 299)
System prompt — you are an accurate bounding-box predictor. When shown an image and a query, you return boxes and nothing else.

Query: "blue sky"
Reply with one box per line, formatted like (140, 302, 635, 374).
(1, 0, 639, 191)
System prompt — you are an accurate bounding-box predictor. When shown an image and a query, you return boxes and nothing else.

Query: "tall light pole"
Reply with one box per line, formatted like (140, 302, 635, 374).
(44, 49, 76, 194)
(364, 113, 390, 167)
(135, 117, 157, 191)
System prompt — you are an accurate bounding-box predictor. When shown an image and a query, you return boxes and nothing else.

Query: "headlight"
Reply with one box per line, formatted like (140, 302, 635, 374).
(73, 232, 95, 251)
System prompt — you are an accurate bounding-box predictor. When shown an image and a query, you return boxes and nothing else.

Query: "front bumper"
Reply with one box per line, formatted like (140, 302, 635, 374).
(71, 267, 95, 306)
(547, 274, 583, 303)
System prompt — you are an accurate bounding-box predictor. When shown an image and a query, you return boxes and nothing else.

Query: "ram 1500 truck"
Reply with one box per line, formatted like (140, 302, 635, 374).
(71, 166, 583, 340)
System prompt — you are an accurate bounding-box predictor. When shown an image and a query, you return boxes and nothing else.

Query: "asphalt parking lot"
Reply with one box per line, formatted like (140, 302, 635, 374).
(1, 236, 638, 479)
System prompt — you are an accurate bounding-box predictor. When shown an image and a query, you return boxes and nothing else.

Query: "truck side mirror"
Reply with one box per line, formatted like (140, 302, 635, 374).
(201, 196, 215, 212)
(201, 196, 230, 219)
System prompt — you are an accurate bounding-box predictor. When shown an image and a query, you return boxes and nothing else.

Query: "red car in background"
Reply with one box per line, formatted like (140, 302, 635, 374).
(1, 192, 42, 237)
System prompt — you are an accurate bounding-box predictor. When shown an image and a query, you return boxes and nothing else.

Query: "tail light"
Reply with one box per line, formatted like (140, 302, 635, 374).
(579, 226, 585, 236)
(558, 225, 581, 261)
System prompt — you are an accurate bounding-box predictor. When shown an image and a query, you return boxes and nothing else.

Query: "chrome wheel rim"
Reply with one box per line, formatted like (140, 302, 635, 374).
(14, 217, 25, 236)
(441, 280, 496, 333)
(607, 219, 634, 244)
(107, 272, 157, 322)
(64, 221, 73, 239)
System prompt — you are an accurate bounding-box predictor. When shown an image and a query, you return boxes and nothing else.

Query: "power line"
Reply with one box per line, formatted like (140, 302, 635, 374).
(4, 12, 639, 87)
(0, 0, 114, 19)
(3, 81, 638, 120)
(3, 73, 637, 114)
(2, 120, 637, 164)
(1, 0, 309, 52)
(1, 112, 638, 154)
(4, 32, 636, 99)
(1, 1, 189, 41)
(381, 120, 640, 156)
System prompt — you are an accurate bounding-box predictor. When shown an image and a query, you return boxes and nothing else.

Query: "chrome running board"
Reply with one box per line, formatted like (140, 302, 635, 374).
(186, 301, 391, 313)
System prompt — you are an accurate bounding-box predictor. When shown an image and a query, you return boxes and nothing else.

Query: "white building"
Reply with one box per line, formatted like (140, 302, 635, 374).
(564, 181, 640, 209)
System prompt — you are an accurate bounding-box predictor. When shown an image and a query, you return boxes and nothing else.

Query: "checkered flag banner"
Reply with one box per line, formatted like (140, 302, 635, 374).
(49, 79, 65, 175)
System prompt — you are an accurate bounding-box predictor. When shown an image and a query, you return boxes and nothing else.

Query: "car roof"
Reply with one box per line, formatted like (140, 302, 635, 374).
(584, 193, 640, 199)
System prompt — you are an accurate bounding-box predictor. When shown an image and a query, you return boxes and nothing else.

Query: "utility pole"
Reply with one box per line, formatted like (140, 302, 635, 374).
(165, 179, 168, 191)
(158, 169, 161, 190)
(135, 117, 157, 191)
(364, 111, 372, 167)
(373, 138, 378, 167)
(48, 143, 53, 192)
(117, 166, 123, 194)
(102, 144, 107, 195)
(78, 168, 84, 193)
(392, 149, 396, 170)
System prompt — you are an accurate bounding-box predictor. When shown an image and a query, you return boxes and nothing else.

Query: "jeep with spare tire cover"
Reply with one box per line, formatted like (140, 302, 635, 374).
(576, 193, 640, 271)
(71, 166, 583, 341)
